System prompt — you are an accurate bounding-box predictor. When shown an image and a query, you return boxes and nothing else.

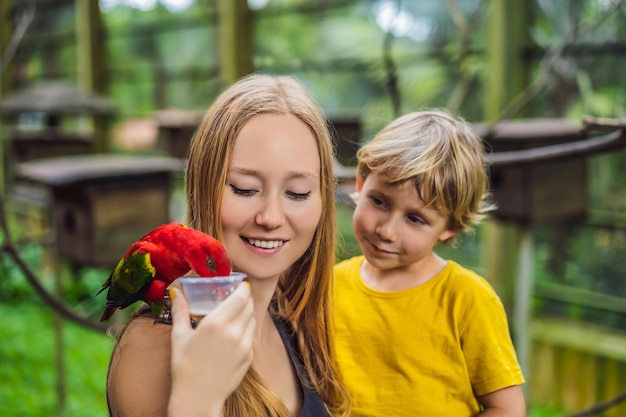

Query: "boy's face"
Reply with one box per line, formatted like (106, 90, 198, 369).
(352, 172, 456, 273)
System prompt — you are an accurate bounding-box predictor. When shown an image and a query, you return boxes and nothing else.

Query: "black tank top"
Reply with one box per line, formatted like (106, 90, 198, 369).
(274, 317, 331, 417)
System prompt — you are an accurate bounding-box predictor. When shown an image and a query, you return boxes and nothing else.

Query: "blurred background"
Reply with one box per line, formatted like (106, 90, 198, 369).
(0, 0, 625, 416)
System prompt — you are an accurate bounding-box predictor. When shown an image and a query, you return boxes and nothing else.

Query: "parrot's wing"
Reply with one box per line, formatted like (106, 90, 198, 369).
(105, 250, 157, 309)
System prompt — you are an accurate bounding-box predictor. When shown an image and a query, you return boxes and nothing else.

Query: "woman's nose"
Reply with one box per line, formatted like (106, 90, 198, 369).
(255, 196, 285, 229)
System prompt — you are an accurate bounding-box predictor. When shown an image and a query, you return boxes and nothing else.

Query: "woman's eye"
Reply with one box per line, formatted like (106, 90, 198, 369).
(288, 191, 311, 200)
(230, 184, 255, 197)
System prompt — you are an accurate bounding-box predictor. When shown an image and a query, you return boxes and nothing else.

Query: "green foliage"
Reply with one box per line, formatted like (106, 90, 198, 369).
(528, 405, 564, 417)
(336, 204, 360, 262)
(0, 242, 45, 301)
(63, 267, 114, 319)
(532, 222, 626, 329)
(0, 302, 112, 417)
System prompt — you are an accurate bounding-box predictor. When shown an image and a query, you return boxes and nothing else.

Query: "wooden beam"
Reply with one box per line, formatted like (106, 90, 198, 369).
(483, 0, 533, 309)
(0, 0, 15, 193)
(483, 0, 534, 393)
(485, 0, 532, 121)
(75, 0, 109, 153)
(488, 128, 626, 166)
(217, 0, 253, 89)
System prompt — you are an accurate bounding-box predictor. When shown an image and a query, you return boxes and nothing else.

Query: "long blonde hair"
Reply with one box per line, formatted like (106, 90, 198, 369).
(186, 73, 350, 417)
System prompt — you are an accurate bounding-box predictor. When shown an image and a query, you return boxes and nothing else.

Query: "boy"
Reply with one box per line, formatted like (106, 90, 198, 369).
(333, 110, 526, 416)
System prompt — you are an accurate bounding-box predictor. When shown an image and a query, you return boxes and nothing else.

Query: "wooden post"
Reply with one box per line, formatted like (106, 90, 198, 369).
(0, 0, 15, 193)
(75, 0, 109, 153)
(513, 225, 533, 394)
(483, 0, 533, 394)
(217, 0, 253, 89)
(53, 258, 67, 413)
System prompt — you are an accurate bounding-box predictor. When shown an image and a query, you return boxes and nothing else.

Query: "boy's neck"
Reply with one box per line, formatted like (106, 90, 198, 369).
(360, 253, 448, 292)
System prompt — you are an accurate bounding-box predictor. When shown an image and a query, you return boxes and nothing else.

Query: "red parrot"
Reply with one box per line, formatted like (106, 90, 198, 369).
(97, 222, 231, 322)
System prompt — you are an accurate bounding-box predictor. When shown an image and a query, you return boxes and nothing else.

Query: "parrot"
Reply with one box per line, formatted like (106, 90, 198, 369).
(97, 222, 231, 322)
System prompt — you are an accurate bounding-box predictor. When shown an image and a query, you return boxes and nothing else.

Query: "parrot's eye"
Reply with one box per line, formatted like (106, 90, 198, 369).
(206, 256, 216, 273)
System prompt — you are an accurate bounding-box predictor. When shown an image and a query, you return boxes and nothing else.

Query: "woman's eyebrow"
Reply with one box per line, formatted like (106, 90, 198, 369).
(286, 170, 319, 180)
(230, 167, 319, 180)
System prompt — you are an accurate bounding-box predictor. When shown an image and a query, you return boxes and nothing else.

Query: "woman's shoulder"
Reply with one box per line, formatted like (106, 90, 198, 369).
(115, 313, 172, 344)
(107, 314, 174, 417)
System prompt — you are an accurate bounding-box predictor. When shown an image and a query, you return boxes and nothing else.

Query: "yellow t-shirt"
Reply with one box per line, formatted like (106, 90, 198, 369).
(332, 256, 525, 417)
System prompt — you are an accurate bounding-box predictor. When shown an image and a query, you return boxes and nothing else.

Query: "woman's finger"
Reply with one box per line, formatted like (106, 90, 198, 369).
(170, 288, 192, 334)
(201, 281, 251, 324)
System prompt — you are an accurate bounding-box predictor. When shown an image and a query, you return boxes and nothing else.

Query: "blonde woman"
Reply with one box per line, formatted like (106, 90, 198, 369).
(106, 73, 350, 417)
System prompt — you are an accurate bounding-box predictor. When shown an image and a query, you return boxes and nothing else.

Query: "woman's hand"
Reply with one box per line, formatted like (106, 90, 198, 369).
(168, 283, 255, 417)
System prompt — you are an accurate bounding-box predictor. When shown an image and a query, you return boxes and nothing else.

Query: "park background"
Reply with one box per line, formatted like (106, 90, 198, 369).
(0, 0, 625, 416)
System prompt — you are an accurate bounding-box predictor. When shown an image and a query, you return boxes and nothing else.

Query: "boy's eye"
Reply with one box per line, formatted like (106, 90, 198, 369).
(287, 191, 311, 200)
(230, 184, 255, 197)
(407, 214, 426, 225)
(371, 196, 385, 207)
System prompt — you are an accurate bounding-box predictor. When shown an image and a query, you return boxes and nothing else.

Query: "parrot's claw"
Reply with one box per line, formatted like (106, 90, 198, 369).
(154, 292, 173, 325)
(155, 312, 173, 325)
(152, 292, 198, 328)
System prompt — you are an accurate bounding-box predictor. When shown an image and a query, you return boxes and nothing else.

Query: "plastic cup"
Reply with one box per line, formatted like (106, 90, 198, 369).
(178, 272, 247, 315)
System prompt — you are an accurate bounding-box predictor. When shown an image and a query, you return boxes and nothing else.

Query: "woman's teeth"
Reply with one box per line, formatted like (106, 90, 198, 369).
(247, 239, 284, 249)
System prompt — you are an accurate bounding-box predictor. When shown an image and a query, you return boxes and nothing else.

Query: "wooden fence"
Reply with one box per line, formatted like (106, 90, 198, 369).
(530, 318, 626, 416)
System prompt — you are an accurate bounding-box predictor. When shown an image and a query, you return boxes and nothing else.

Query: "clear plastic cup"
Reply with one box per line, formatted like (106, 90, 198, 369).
(178, 272, 247, 315)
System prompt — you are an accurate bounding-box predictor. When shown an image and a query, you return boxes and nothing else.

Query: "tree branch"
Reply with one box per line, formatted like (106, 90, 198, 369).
(567, 390, 626, 417)
(382, 0, 402, 117)
(0, 1, 35, 76)
(494, 1, 623, 124)
(445, 0, 474, 113)
(0, 193, 106, 333)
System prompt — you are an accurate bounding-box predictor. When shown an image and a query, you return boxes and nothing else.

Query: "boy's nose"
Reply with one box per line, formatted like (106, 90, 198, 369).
(375, 219, 398, 242)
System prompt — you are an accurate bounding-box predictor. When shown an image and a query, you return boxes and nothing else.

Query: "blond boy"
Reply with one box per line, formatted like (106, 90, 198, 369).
(333, 110, 526, 416)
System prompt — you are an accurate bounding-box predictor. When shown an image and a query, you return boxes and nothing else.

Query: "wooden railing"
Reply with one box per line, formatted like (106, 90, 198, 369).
(530, 318, 626, 416)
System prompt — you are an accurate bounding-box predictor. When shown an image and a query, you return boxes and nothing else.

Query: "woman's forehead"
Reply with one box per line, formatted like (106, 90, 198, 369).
(229, 114, 321, 178)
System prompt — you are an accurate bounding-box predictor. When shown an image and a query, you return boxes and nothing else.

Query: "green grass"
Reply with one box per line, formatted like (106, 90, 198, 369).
(528, 406, 565, 417)
(0, 302, 113, 416)
(336, 204, 361, 262)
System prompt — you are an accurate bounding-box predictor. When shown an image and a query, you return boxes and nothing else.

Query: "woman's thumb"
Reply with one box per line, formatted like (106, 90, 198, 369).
(170, 288, 192, 332)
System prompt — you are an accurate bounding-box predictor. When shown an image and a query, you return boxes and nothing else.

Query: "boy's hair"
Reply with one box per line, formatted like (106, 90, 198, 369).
(356, 109, 496, 246)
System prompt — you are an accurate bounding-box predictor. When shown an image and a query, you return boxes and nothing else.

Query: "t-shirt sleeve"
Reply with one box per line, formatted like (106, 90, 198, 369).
(459, 286, 526, 396)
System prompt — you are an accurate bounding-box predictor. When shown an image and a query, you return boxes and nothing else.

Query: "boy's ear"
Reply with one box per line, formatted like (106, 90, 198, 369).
(438, 228, 458, 242)
(356, 174, 364, 192)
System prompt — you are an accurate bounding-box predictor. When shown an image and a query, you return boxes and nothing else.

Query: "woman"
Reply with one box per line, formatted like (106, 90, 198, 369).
(106, 73, 350, 417)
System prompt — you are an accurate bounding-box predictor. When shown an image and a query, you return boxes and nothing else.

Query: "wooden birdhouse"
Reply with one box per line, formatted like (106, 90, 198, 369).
(475, 118, 624, 224)
(13, 155, 183, 268)
(154, 109, 204, 160)
(329, 113, 363, 167)
(0, 80, 116, 183)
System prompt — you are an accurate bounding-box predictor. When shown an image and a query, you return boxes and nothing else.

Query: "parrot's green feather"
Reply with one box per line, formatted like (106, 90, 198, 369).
(150, 301, 164, 317)
(106, 251, 156, 306)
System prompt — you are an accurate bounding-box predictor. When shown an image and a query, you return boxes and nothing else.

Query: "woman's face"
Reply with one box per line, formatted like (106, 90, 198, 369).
(220, 114, 322, 281)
